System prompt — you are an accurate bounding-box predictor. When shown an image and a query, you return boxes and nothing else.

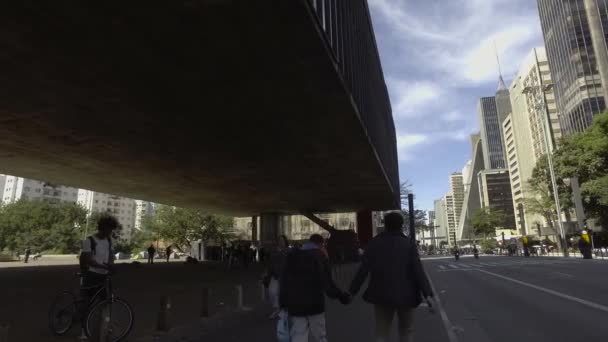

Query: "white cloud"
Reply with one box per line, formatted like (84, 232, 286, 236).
(441, 110, 467, 122)
(397, 133, 429, 161)
(390, 80, 441, 118)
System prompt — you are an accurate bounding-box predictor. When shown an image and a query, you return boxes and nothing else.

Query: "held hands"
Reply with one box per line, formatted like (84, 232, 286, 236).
(339, 291, 353, 305)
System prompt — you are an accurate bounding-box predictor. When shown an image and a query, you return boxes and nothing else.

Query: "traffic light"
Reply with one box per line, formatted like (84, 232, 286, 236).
(583, 219, 588, 230)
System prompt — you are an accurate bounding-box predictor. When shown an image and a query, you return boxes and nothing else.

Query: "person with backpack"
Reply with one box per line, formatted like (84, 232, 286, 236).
(280, 234, 351, 342)
(79, 215, 118, 335)
(348, 212, 433, 342)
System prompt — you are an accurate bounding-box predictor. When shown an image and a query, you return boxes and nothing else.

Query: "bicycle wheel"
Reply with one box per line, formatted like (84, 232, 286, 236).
(49, 291, 77, 336)
(85, 297, 134, 342)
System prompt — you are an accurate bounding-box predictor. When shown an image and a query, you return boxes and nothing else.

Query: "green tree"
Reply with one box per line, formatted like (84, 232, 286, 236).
(143, 205, 235, 252)
(554, 111, 608, 227)
(0, 200, 87, 254)
(470, 208, 505, 239)
(529, 154, 573, 220)
(479, 239, 497, 253)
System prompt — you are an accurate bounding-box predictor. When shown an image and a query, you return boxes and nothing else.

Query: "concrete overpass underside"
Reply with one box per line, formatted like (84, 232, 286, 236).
(0, 1, 399, 216)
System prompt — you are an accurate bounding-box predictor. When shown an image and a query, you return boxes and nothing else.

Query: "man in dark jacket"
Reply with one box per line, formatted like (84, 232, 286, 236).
(280, 234, 350, 342)
(349, 212, 433, 342)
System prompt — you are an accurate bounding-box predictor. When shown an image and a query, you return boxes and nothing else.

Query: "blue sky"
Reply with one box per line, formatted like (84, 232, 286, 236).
(367, 0, 545, 211)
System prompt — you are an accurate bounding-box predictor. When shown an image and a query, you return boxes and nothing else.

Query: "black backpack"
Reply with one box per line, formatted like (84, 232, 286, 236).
(79, 236, 112, 272)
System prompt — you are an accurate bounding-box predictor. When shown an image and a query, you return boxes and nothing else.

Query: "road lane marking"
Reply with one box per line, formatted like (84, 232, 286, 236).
(425, 270, 460, 342)
(448, 264, 460, 269)
(476, 269, 608, 314)
(552, 272, 574, 278)
(458, 264, 472, 268)
(439, 265, 447, 270)
(479, 263, 493, 267)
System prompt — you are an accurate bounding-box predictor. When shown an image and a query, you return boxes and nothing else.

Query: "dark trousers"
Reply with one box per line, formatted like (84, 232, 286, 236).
(80, 272, 106, 323)
(148, 254, 155, 264)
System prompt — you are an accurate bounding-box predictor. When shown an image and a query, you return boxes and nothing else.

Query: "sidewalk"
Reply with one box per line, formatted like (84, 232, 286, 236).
(148, 263, 450, 342)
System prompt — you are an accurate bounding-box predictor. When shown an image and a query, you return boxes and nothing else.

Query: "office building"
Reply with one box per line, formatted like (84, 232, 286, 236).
(2, 176, 78, 204)
(433, 198, 449, 245)
(78, 190, 136, 239)
(538, 0, 608, 134)
(478, 97, 507, 169)
(134, 200, 156, 230)
(234, 212, 357, 242)
(449, 173, 465, 230)
(457, 135, 485, 241)
(478, 169, 517, 231)
(506, 47, 562, 234)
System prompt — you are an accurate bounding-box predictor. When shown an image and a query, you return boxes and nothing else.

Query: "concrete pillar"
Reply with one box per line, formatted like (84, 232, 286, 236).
(251, 216, 258, 242)
(260, 213, 280, 245)
(356, 210, 373, 247)
(585, 0, 608, 102)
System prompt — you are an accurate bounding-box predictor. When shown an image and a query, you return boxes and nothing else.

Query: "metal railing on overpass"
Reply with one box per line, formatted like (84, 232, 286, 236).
(306, 0, 399, 204)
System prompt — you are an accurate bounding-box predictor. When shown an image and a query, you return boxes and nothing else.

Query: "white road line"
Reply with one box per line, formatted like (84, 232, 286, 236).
(468, 263, 483, 268)
(476, 269, 608, 314)
(458, 264, 472, 268)
(448, 264, 460, 269)
(439, 265, 447, 270)
(425, 270, 459, 342)
(479, 263, 494, 267)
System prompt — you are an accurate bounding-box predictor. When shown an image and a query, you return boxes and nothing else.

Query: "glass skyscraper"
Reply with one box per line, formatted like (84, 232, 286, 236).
(478, 97, 506, 169)
(538, 0, 608, 134)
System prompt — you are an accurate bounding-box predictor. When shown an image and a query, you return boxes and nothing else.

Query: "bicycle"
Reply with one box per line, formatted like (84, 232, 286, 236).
(49, 272, 134, 341)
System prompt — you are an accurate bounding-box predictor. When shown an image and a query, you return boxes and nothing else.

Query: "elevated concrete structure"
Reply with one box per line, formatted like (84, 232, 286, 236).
(0, 1, 399, 216)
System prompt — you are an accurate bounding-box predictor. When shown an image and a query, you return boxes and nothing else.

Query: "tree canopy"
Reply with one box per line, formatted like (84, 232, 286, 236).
(143, 205, 235, 251)
(553, 111, 608, 227)
(470, 208, 505, 238)
(0, 199, 87, 254)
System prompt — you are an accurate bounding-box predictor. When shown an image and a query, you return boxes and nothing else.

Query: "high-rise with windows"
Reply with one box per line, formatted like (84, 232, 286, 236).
(505, 47, 562, 235)
(478, 97, 507, 169)
(538, 0, 608, 134)
(2, 176, 78, 204)
(78, 190, 136, 239)
(135, 200, 156, 230)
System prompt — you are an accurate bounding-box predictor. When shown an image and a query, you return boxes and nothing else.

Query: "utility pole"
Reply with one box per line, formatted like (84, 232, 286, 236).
(533, 48, 569, 257)
(408, 193, 416, 243)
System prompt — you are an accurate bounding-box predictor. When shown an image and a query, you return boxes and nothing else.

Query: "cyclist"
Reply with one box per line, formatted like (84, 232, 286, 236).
(78, 215, 118, 336)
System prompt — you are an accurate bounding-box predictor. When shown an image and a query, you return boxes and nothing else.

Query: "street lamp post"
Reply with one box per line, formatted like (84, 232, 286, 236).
(532, 49, 569, 257)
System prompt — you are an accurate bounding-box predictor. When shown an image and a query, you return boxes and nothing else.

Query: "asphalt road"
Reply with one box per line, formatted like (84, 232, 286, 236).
(2, 256, 607, 342)
(424, 255, 608, 342)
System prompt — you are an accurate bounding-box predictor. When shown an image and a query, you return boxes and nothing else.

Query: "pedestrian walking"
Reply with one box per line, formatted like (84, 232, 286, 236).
(24, 247, 31, 263)
(348, 212, 433, 342)
(264, 235, 289, 319)
(165, 245, 173, 263)
(280, 234, 351, 342)
(147, 244, 156, 264)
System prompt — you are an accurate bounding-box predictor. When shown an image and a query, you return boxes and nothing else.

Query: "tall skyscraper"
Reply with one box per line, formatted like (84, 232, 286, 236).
(538, 0, 608, 134)
(433, 198, 449, 245)
(478, 97, 507, 169)
(449, 173, 465, 229)
(457, 135, 484, 241)
(506, 47, 562, 235)
(135, 200, 156, 230)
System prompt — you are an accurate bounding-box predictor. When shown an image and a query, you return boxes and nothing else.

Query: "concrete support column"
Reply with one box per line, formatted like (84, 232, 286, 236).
(260, 213, 280, 246)
(585, 0, 608, 102)
(251, 216, 258, 242)
(356, 210, 373, 247)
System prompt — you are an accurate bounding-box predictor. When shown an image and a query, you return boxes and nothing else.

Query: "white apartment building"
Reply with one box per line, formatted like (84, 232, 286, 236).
(506, 47, 562, 235)
(134, 200, 156, 230)
(78, 190, 136, 239)
(2, 175, 79, 204)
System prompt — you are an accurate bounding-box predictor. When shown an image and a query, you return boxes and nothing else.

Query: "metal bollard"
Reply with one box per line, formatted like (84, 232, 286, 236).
(0, 324, 9, 342)
(201, 288, 210, 318)
(235, 285, 244, 310)
(260, 283, 267, 302)
(157, 295, 171, 331)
